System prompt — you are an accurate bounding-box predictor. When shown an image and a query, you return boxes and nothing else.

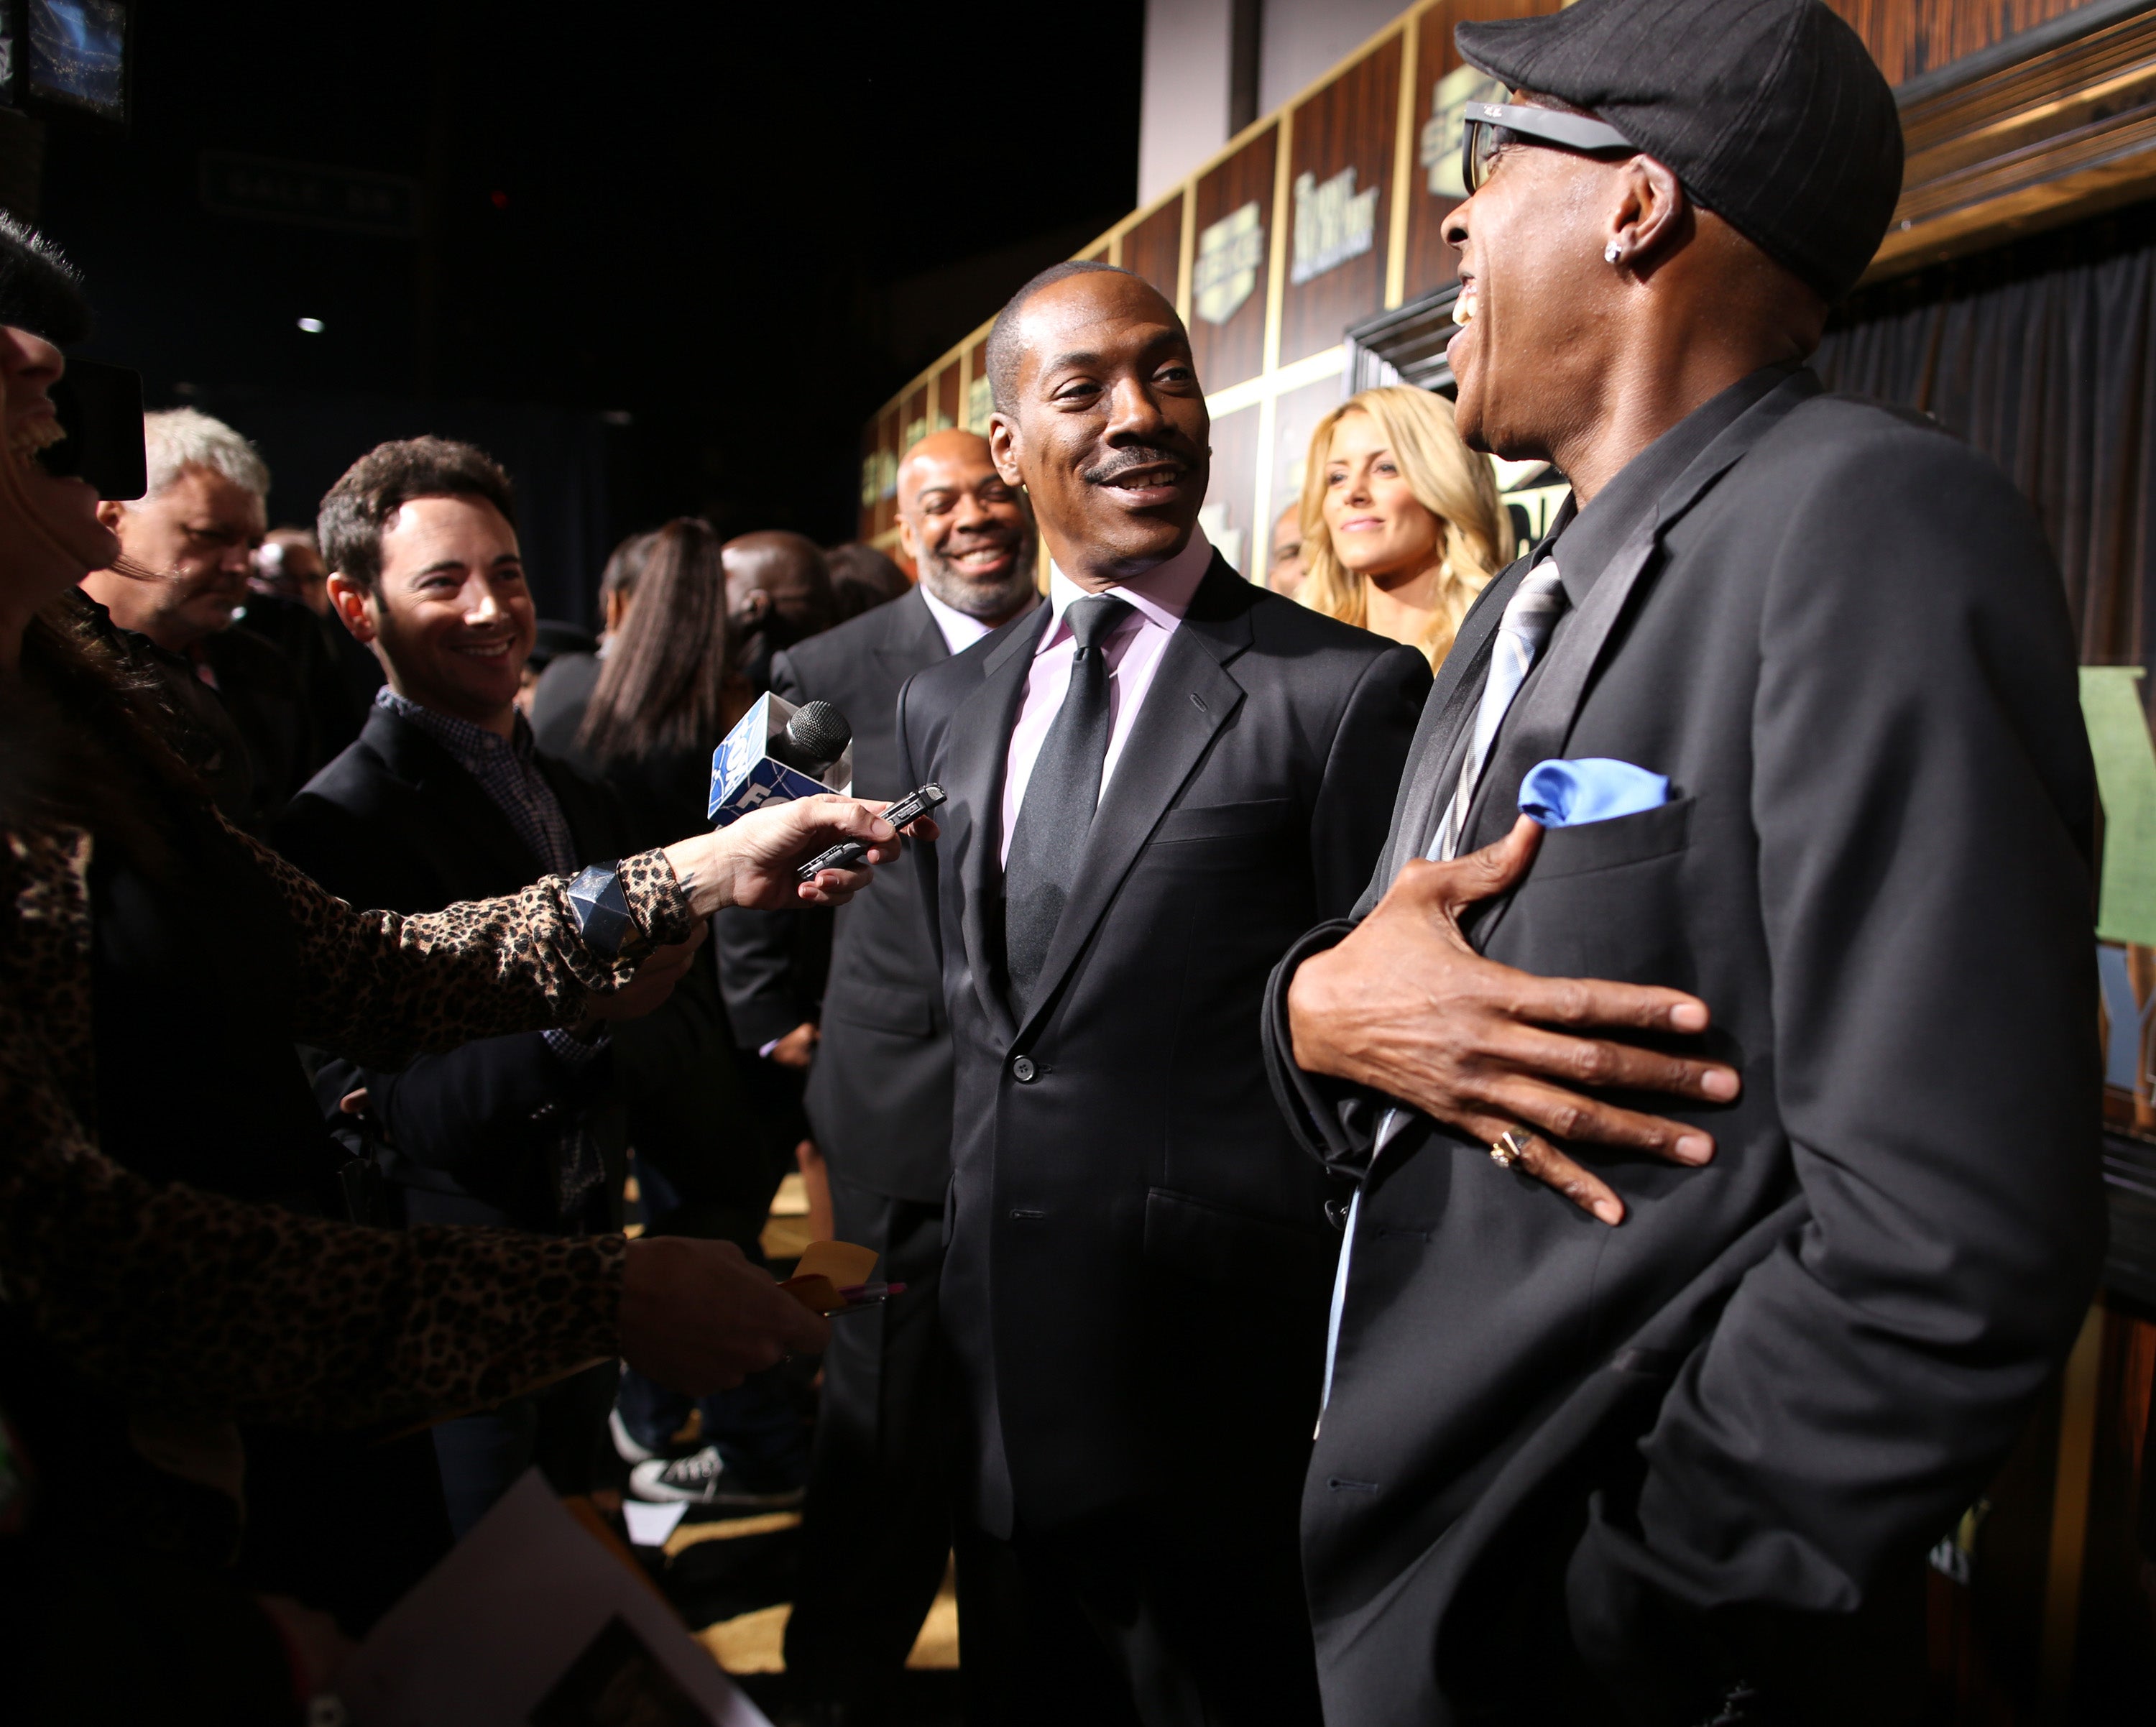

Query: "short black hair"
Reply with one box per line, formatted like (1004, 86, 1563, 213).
(0, 214, 90, 344)
(985, 260, 1169, 413)
(318, 436, 517, 593)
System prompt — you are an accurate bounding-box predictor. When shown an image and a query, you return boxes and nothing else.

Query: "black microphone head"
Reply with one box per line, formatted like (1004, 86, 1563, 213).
(783, 699, 852, 771)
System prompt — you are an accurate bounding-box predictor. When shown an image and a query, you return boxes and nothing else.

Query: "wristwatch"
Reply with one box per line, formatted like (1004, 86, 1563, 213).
(566, 862, 637, 958)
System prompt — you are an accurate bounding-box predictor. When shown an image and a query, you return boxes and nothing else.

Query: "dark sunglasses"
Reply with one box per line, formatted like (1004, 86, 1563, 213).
(1461, 101, 1637, 193)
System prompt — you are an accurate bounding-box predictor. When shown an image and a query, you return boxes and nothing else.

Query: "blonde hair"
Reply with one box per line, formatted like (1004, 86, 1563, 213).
(1297, 387, 1513, 667)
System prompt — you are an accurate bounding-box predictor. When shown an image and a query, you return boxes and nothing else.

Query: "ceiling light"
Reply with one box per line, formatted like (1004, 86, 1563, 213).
(297, 316, 325, 333)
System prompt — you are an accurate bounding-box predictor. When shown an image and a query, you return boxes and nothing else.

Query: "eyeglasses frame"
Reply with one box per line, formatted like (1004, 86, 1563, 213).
(1460, 100, 1639, 194)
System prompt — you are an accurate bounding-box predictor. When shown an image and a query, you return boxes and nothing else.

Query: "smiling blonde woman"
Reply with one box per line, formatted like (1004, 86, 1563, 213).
(1297, 384, 1514, 668)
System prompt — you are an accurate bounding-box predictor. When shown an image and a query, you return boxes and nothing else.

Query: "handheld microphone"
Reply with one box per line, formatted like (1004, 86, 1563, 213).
(773, 700, 852, 776)
(706, 692, 855, 826)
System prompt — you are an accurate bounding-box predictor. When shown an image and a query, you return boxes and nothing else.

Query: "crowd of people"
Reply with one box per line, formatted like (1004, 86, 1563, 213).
(0, 1, 2121, 1723)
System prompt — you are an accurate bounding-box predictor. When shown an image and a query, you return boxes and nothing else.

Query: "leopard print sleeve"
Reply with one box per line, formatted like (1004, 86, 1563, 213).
(0, 1021, 627, 1426)
(229, 816, 696, 1072)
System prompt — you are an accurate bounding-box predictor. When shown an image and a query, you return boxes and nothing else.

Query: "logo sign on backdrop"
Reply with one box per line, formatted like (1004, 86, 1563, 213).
(1290, 168, 1378, 286)
(1422, 66, 1506, 198)
(199, 151, 420, 239)
(1194, 201, 1266, 326)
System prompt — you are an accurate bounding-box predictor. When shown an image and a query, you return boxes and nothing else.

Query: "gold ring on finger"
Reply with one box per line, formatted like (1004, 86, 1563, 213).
(1489, 1128, 1534, 1171)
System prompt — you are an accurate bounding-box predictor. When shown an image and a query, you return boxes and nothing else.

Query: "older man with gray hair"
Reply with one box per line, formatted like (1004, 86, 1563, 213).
(81, 407, 321, 828)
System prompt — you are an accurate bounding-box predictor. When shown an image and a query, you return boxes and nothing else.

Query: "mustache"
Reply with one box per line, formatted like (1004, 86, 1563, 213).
(941, 526, 1021, 556)
(1082, 443, 1197, 487)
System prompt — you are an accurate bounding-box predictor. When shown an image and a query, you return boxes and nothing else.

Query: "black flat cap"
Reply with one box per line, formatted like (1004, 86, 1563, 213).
(1457, 0, 1902, 302)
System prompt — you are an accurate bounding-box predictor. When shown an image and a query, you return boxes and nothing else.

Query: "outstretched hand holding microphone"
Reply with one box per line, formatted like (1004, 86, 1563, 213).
(603, 699, 940, 1391)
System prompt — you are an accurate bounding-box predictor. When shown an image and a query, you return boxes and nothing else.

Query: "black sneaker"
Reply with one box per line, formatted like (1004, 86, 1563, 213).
(627, 1445, 806, 1509)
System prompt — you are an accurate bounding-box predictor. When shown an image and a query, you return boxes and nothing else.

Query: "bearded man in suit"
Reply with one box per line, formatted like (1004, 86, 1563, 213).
(1266, 3, 2106, 1721)
(895, 262, 1431, 1724)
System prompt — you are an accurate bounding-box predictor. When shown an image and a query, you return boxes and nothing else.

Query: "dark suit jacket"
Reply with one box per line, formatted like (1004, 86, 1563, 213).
(200, 622, 322, 829)
(898, 556, 1430, 1535)
(272, 703, 637, 1233)
(1263, 370, 2107, 1723)
(236, 591, 366, 764)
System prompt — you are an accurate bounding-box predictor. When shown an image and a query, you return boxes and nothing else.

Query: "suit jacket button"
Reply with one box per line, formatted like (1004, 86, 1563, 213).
(1011, 1055, 1037, 1082)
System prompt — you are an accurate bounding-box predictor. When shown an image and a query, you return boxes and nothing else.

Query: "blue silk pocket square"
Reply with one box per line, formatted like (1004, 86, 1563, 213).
(1518, 757, 1670, 826)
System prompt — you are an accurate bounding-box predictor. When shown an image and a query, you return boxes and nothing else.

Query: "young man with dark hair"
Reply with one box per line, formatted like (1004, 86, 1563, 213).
(275, 436, 706, 1534)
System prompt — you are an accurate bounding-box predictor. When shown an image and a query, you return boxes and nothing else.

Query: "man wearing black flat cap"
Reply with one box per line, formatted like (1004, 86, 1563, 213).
(1263, 1, 2106, 1721)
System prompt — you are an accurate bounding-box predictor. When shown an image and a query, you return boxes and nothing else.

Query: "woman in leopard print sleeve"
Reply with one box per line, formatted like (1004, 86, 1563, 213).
(0, 309, 913, 1429)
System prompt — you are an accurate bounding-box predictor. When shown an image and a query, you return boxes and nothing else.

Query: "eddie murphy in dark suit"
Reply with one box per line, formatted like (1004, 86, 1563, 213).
(717, 429, 1041, 1720)
(896, 262, 1430, 1725)
(1267, 4, 2106, 1723)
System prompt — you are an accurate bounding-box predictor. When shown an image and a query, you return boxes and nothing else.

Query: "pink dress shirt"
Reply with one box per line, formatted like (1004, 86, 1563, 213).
(998, 526, 1215, 867)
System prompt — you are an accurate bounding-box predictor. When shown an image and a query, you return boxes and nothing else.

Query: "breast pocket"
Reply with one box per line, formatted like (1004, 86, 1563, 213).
(1150, 797, 1294, 844)
(1499, 796, 1697, 980)
(1529, 795, 1692, 880)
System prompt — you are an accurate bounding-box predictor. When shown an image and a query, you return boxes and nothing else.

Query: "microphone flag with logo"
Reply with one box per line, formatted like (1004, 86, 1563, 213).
(706, 693, 855, 826)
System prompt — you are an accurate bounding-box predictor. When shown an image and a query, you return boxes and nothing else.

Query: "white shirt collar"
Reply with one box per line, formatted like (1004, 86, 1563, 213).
(916, 581, 1001, 655)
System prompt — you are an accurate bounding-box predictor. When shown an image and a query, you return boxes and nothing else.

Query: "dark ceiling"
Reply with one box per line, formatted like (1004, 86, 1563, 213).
(41, 0, 1143, 553)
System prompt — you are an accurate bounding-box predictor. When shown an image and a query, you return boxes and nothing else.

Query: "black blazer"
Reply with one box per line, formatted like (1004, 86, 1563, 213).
(1263, 373, 2107, 1723)
(271, 703, 639, 1233)
(717, 586, 962, 1204)
(898, 557, 1430, 1535)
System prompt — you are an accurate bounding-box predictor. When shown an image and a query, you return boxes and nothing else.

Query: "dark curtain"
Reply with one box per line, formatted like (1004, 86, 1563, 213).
(167, 384, 619, 630)
(1815, 200, 2156, 673)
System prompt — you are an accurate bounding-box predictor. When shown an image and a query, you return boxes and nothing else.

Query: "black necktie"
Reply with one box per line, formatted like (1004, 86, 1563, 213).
(1003, 594, 1133, 1013)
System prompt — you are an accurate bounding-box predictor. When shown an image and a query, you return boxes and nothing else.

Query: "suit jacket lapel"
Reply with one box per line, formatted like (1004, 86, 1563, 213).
(875, 586, 949, 674)
(1364, 553, 1531, 908)
(1458, 369, 1825, 944)
(536, 755, 622, 867)
(1015, 558, 1250, 1042)
(946, 605, 1051, 1046)
(1458, 528, 1661, 863)
(365, 706, 543, 890)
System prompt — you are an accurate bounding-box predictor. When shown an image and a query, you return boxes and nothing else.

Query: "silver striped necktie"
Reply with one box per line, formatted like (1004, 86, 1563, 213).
(1431, 562, 1568, 861)
(1327, 561, 1572, 1427)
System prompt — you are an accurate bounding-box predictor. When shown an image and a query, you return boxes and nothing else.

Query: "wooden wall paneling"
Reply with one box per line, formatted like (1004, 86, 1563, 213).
(1268, 375, 1350, 545)
(1386, 11, 1422, 310)
(1869, 5, 2156, 280)
(1124, 196, 1186, 308)
(964, 338, 992, 435)
(858, 419, 880, 541)
(1402, 0, 1560, 305)
(1825, 0, 2101, 87)
(1177, 183, 1197, 322)
(875, 405, 900, 537)
(900, 384, 929, 463)
(936, 365, 960, 436)
(1199, 401, 1262, 577)
(1190, 122, 1279, 395)
(1279, 34, 1403, 367)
